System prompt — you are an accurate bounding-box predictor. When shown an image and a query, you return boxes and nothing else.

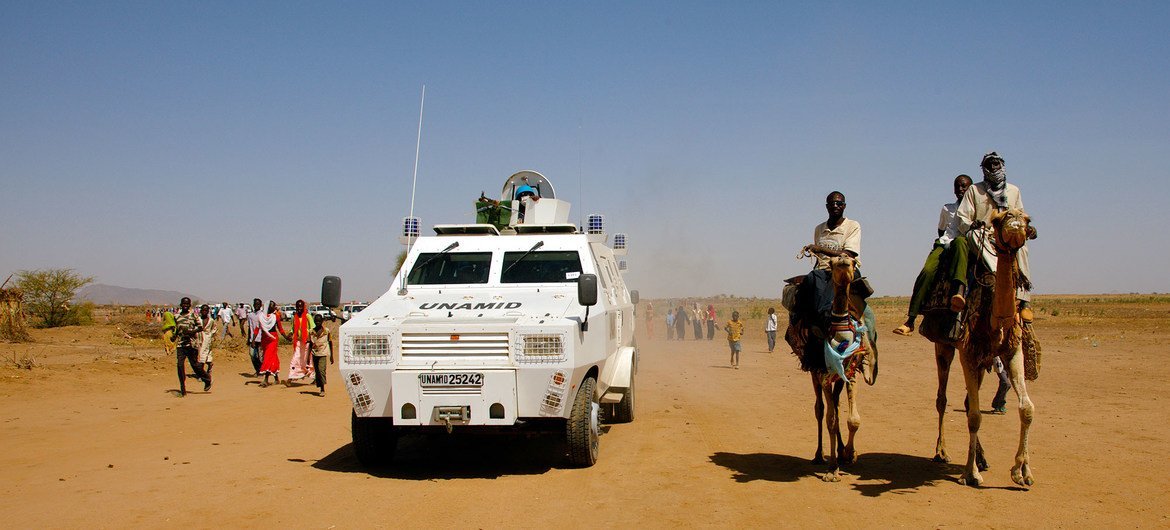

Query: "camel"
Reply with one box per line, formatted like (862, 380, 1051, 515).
(920, 208, 1036, 487)
(784, 255, 878, 481)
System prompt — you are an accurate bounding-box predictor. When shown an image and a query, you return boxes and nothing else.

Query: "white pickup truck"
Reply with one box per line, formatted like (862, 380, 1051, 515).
(322, 170, 637, 468)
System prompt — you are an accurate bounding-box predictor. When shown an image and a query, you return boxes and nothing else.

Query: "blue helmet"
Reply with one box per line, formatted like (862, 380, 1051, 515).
(515, 185, 537, 199)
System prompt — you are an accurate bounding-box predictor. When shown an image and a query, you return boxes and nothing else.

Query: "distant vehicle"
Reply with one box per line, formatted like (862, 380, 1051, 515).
(310, 304, 335, 320)
(341, 303, 368, 320)
(281, 304, 296, 319)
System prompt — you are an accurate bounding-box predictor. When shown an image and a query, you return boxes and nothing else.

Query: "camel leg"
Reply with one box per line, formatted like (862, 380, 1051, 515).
(811, 372, 825, 464)
(958, 360, 985, 486)
(975, 436, 989, 472)
(841, 380, 860, 465)
(833, 381, 846, 459)
(1006, 348, 1036, 486)
(821, 381, 842, 482)
(933, 343, 955, 463)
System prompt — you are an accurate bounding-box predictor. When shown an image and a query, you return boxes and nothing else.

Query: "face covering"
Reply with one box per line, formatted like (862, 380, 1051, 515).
(982, 164, 1008, 209)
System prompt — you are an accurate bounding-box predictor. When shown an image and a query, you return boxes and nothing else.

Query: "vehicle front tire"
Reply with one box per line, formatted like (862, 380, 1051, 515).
(352, 410, 397, 467)
(566, 377, 599, 467)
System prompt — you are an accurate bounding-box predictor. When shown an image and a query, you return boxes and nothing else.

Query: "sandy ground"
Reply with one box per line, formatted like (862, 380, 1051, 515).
(1, 296, 1168, 528)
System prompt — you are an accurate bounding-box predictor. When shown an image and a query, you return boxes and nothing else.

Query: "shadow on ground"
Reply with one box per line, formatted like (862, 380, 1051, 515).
(311, 433, 570, 479)
(846, 452, 964, 496)
(709, 452, 818, 483)
(709, 451, 966, 496)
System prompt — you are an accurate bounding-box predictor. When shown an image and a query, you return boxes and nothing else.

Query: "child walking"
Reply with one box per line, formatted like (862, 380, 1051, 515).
(308, 318, 334, 397)
(724, 310, 745, 369)
(764, 307, 778, 353)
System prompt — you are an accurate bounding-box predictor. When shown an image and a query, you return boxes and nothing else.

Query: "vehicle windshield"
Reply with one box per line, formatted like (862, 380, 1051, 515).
(406, 252, 492, 285)
(501, 251, 582, 283)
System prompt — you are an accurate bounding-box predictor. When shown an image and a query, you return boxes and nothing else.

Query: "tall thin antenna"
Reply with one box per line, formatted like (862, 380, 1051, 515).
(408, 85, 426, 228)
(399, 85, 426, 296)
(577, 118, 583, 228)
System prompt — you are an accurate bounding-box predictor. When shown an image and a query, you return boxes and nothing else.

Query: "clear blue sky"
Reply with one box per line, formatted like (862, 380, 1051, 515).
(3, 2, 1168, 302)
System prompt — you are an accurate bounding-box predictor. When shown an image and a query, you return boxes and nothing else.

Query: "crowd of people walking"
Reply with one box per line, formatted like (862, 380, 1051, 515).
(650, 300, 720, 341)
(159, 297, 334, 397)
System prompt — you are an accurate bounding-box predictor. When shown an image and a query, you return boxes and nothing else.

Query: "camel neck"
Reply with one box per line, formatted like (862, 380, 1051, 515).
(831, 273, 851, 316)
(992, 251, 1018, 329)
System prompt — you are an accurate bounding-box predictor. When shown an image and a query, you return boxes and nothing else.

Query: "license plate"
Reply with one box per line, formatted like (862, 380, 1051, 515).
(418, 372, 484, 387)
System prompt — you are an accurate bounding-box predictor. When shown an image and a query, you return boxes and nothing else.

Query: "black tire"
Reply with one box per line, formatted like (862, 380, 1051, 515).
(610, 367, 635, 423)
(352, 410, 397, 467)
(566, 377, 599, 467)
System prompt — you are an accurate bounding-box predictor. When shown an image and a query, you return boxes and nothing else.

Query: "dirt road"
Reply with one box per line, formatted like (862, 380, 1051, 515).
(1, 297, 1168, 527)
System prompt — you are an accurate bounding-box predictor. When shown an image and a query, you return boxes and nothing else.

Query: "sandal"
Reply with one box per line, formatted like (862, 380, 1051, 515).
(950, 294, 966, 312)
(892, 324, 914, 336)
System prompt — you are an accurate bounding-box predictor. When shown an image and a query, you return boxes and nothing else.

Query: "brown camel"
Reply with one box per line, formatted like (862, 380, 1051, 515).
(784, 256, 878, 481)
(921, 208, 1036, 487)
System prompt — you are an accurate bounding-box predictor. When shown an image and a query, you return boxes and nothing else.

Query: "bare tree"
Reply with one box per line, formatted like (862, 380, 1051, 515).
(15, 268, 94, 328)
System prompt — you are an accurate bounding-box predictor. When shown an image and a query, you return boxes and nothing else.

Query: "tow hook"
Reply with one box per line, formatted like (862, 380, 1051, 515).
(434, 406, 470, 433)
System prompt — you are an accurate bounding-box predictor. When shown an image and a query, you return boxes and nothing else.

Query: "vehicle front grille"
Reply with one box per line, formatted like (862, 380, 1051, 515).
(401, 331, 510, 358)
(421, 386, 482, 396)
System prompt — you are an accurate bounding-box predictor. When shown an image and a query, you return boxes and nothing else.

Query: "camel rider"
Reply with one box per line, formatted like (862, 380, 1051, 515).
(893, 174, 972, 336)
(796, 191, 861, 330)
(950, 151, 1037, 319)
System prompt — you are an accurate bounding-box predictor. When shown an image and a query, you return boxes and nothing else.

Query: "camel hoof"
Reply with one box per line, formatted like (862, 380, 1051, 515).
(958, 471, 983, 487)
(932, 453, 949, 464)
(977, 459, 990, 472)
(1012, 464, 1035, 487)
(841, 448, 857, 466)
(821, 472, 841, 483)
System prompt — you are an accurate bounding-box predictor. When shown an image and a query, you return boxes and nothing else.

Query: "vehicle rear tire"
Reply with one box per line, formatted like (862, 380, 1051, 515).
(610, 367, 635, 423)
(566, 377, 599, 467)
(352, 410, 397, 467)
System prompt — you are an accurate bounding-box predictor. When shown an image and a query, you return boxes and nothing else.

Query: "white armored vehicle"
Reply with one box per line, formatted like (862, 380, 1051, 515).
(322, 170, 638, 468)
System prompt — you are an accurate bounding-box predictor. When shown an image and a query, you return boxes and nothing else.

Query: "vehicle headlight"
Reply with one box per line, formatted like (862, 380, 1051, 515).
(516, 333, 566, 363)
(345, 335, 393, 364)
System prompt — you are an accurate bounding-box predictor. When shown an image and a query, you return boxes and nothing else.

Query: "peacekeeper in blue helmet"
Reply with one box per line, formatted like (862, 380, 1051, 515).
(514, 184, 539, 222)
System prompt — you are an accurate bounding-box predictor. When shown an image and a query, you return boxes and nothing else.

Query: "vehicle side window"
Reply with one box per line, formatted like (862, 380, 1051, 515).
(501, 251, 583, 283)
(406, 252, 492, 284)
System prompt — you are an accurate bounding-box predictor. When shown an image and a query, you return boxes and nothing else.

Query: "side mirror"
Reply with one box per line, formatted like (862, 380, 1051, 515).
(321, 276, 341, 309)
(577, 274, 598, 306)
(629, 290, 639, 305)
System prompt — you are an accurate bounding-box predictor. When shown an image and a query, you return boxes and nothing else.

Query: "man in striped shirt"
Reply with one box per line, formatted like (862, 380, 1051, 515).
(173, 297, 212, 396)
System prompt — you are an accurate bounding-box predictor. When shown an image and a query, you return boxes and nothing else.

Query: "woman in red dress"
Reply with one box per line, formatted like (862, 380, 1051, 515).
(258, 301, 286, 387)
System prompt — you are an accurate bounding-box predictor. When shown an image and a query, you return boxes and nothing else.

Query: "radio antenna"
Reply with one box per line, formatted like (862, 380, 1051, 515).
(397, 84, 425, 294)
(408, 84, 426, 233)
(577, 118, 583, 228)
